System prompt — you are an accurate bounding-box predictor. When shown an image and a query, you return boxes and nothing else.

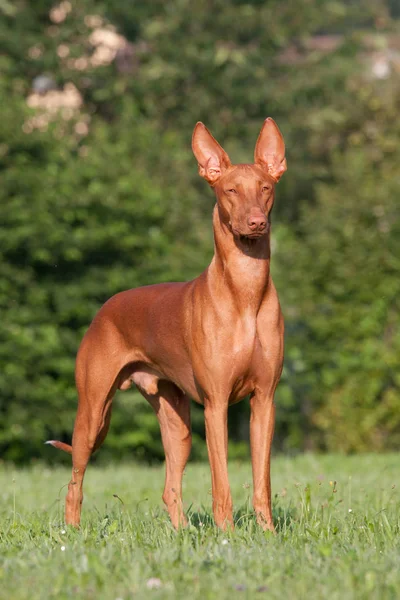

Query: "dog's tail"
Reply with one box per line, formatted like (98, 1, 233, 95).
(45, 440, 72, 454)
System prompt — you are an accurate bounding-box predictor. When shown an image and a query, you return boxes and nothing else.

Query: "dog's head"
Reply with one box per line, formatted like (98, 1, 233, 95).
(192, 118, 286, 241)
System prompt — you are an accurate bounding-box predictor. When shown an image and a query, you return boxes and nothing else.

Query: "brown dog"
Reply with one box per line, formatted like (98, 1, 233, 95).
(48, 118, 286, 531)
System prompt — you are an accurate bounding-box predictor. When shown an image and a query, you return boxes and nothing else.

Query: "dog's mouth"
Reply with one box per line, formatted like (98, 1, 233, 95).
(239, 232, 265, 241)
(229, 224, 270, 251)
(238, 234, 263, 250)
(232, 228, 268, 242)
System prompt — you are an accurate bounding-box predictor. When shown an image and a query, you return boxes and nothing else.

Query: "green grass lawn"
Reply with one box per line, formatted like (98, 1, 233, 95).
(0, 454, 399, 599)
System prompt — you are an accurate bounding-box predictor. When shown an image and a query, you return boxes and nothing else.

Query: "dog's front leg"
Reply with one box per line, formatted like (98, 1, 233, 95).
(250, 388, 276, 533)
(204, 399, 233, 530)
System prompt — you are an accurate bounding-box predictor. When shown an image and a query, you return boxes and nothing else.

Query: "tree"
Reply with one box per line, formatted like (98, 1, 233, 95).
(0, 0, 399, 461)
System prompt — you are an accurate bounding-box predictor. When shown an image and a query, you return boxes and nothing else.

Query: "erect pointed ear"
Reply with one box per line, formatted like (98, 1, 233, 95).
(192, 122, 231, 185)
(254, 118, 287, 182)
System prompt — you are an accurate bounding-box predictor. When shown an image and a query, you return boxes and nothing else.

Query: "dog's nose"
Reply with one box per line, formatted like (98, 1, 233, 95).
(247, 215, 267, 231)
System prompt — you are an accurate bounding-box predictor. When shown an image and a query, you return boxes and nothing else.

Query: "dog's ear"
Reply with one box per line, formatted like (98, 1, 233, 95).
(254, 118, 287, 182)
(192, 122, 231, 185)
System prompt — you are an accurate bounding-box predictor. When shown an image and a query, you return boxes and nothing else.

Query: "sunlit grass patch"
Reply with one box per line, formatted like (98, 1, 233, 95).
(0, 454, 399, 599)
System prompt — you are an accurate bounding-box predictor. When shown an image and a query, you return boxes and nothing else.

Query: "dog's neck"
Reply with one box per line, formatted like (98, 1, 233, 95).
(207, 205, 271, 312)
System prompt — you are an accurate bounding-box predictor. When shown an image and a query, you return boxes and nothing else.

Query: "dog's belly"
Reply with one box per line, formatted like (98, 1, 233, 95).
(118, 360, 199, 401)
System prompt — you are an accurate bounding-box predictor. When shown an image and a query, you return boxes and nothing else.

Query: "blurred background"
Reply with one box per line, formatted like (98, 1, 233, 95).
(1, 0, 399, 464)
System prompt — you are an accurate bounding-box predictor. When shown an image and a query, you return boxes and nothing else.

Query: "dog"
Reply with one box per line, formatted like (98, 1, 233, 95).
(48, 118, 286, 531)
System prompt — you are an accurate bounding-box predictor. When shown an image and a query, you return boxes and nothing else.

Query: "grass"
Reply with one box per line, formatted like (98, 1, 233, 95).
(0, 454, 399, 599)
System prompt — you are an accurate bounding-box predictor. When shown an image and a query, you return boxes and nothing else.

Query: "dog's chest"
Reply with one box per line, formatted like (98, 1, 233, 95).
(204, 310, 257, 376)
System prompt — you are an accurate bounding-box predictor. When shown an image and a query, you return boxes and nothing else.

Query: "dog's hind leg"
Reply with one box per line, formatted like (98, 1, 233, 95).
(142, 380, 192, 529)
(65, 343, 120, 527)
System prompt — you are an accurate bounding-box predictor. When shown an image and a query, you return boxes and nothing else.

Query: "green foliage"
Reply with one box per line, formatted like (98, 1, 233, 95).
(1, 456, 400, 598)
(0, 0, 399, 461)
(274, 63, 400, 452)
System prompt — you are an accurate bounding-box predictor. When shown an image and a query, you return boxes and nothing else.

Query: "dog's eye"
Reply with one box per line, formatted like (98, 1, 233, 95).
(262, 185, 271, 192)
(226, 188, 237, 194)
